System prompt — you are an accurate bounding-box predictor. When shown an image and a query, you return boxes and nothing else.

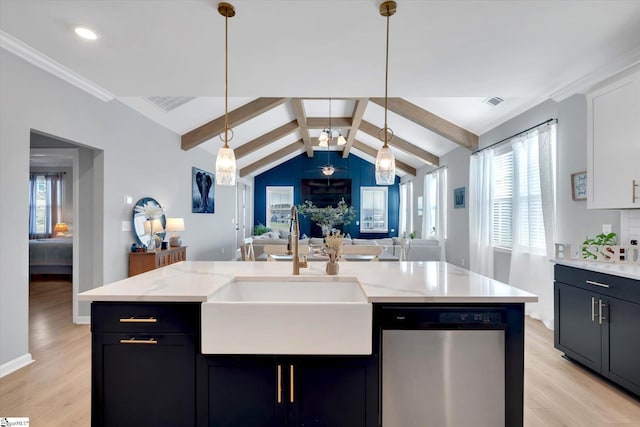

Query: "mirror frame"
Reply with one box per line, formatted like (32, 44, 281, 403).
(132, 197, 166, 247)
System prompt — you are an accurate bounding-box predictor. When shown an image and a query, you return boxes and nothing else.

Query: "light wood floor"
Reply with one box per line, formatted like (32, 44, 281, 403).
(1, 278, 639, 426)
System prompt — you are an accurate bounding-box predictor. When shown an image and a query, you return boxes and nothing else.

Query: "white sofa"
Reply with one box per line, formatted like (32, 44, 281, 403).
(406, 238, 441, 261)
(250, 231, 407, 259)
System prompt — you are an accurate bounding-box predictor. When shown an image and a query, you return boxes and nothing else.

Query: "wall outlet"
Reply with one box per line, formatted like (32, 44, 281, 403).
(121, 221, 131, 232)
(602, 224, 612, 234)
(221, 247, 225, 254)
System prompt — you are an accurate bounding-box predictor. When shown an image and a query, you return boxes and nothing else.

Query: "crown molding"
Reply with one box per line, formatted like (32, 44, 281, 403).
(550, 45, 640, 102)
(0, 30, 114, 102)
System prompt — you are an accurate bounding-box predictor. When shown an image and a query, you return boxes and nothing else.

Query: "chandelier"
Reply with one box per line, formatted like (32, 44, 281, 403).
(318, 98, 346, 148)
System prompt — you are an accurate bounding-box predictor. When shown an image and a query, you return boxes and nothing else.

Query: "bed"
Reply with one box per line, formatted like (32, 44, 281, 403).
(29, 237, 73, 276)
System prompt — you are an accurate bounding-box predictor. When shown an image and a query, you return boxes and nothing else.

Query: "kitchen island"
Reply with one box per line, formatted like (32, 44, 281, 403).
(79, 261, 537, 427)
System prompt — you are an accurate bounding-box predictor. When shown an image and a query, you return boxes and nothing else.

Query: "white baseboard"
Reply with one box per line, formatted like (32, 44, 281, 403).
(0, 353, 34, 378)
(75, 315, 90, 325)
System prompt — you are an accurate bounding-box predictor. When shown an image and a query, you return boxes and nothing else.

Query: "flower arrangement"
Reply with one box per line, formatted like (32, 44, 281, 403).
(324, 231, 345, 261)
(134, 202, 164, 219)
(297, 198, 356, 236)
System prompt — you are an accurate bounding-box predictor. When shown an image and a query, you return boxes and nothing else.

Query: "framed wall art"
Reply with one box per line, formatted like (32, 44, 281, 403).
(192, 167, 215, 213)
(571, 171, 587, 201)
(454, 187, 466, 209)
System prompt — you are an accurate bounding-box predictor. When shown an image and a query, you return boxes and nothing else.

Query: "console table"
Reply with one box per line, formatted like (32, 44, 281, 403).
(129, 246, 187, 277)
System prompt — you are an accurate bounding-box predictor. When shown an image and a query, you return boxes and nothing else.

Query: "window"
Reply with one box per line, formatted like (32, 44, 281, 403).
(399, 181, 413, 238)
(33, 175, 48, 234)
(493, 149, 513, 248)
(360, 187, 388, 233)
(423, 168, 447, 240)
(266, 186, 293, 233)
(29, 172, 64, 239)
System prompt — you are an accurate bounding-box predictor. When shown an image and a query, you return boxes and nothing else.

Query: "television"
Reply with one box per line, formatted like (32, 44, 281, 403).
(301, 179, 352, 208)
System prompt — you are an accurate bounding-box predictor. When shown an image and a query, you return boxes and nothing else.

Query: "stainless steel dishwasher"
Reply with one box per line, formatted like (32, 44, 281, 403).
(381, 306, 506, 427)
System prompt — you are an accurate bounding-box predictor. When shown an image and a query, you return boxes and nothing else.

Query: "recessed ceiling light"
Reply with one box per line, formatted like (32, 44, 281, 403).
(74, 26, 98, 41)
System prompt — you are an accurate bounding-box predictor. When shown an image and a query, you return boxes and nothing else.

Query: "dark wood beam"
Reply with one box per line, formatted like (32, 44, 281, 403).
(342, 98, 368, 158)
(370, 97, 478, 150)
(360, 120, 439, 166)
(234, 120, 298, 159)
(352, 140, 417, 176)
(239, 140, 305, 177)
(181, 98, 286, 150)
(291, 98, 314, 157)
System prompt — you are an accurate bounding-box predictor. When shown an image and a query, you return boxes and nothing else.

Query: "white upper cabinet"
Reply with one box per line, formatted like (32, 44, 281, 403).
(587, 71, 640, 209)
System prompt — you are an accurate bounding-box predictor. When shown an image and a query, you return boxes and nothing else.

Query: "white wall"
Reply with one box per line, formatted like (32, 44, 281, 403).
(0, 50, 238, 373)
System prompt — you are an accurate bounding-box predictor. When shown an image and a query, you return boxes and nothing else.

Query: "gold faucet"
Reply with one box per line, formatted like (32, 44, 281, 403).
(289, 205, 306, 275)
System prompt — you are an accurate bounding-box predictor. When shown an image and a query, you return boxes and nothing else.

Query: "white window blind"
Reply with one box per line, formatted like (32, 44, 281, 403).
(493, 150, 513, 248)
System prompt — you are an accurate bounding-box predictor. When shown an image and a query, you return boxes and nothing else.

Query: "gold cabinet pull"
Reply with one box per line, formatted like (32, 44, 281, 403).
(277, 365, 282, 403)
(119, 317, 157, 323)
(591, 297, 596, 322)
(119, 337, 157, 345)
(290, 365, 294, 403)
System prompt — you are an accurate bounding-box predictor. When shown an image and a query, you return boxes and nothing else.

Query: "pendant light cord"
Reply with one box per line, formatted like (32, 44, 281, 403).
(383, 3, 390, 147)
(223, 11, 229, 147)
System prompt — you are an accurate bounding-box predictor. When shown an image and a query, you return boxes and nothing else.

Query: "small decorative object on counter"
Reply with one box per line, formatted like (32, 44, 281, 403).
(131, 243, 138, 253)
(324, 231, 344, 275)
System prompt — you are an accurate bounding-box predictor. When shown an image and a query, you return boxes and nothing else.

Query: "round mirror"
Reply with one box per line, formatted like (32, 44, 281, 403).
(132, 197, 166, 247)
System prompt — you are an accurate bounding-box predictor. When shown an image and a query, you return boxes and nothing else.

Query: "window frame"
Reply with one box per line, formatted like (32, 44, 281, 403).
(359, 186, 388, 233)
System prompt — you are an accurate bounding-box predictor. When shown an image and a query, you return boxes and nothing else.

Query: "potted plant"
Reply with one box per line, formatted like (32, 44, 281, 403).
(297, 198, 356, 236)
(582, 232, 618, 259)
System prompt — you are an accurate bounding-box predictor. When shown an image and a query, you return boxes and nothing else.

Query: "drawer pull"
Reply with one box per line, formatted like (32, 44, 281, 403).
(586, 280, 610, 289)
(120, 338, 157, 345)
(599, 300, 607, 325)
(290, 365, 295, 403)
(277, 365, 282, 403)
(119, 317, 158, 323)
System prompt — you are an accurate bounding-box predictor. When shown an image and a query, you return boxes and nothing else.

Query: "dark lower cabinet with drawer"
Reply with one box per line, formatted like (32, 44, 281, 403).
(554, 265, 640, 396)
(91, 302, 200, 427)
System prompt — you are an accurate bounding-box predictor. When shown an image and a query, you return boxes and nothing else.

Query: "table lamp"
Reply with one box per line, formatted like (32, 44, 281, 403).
(54, 222, 68, 237)
(165, 218, 185, 247)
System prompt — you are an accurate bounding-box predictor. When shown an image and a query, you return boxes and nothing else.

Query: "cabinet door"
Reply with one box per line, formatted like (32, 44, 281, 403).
(588, 72, 640, 209)
(207, 357, 285, 427)
(603, 296, 640, 395)
(554, 282, 602, 372)
(293, 357, 372, 427)
(93, 333, 195, 427)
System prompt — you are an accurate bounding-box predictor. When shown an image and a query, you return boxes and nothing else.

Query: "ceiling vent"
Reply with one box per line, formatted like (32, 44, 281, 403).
(144, 96, 195, 112)
(483, 97, 504, 107)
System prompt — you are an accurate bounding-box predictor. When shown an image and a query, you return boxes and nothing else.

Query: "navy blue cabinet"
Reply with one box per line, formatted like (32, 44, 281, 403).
(200, 355, 377, 427)
(91, 302, 199, 427)
(554, 265, 640, 396)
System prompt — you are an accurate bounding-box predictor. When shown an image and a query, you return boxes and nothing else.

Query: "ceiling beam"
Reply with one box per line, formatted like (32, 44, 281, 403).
(234, 120, 298, 160)
(181, 97, 286, 150)
(239, 140, 305, 177)
(360, 120, 439, 166)
(370, 97, 479, 151)
(352, 140, 417, 176)
(305, 117, 352, 128)
(342, 98, 368, 158)
(291, 98, 314, 157)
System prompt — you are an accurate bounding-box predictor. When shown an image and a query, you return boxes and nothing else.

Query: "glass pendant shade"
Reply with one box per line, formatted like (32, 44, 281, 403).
(337, 134, 347, 146)
(375, 145, 396, 185)
(215, 146, 236, 186)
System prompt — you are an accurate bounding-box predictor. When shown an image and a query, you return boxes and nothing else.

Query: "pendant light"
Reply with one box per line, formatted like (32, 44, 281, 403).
(215, 2, 237, 186)
(375, 1, 397, 185)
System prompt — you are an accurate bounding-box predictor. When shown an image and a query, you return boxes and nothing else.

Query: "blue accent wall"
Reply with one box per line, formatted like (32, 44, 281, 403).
(254, 152, 400, 238)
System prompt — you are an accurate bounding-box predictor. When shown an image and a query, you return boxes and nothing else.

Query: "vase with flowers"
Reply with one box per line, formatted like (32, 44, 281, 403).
(323, 231, 344, 275)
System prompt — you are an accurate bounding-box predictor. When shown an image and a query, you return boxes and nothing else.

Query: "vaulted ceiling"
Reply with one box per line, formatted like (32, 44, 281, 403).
(2, 0, 640, 178)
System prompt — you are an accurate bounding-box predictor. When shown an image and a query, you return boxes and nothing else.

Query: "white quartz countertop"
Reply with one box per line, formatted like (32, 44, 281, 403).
(553, 259, 640, 281)
(78, 261, 538, 303)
